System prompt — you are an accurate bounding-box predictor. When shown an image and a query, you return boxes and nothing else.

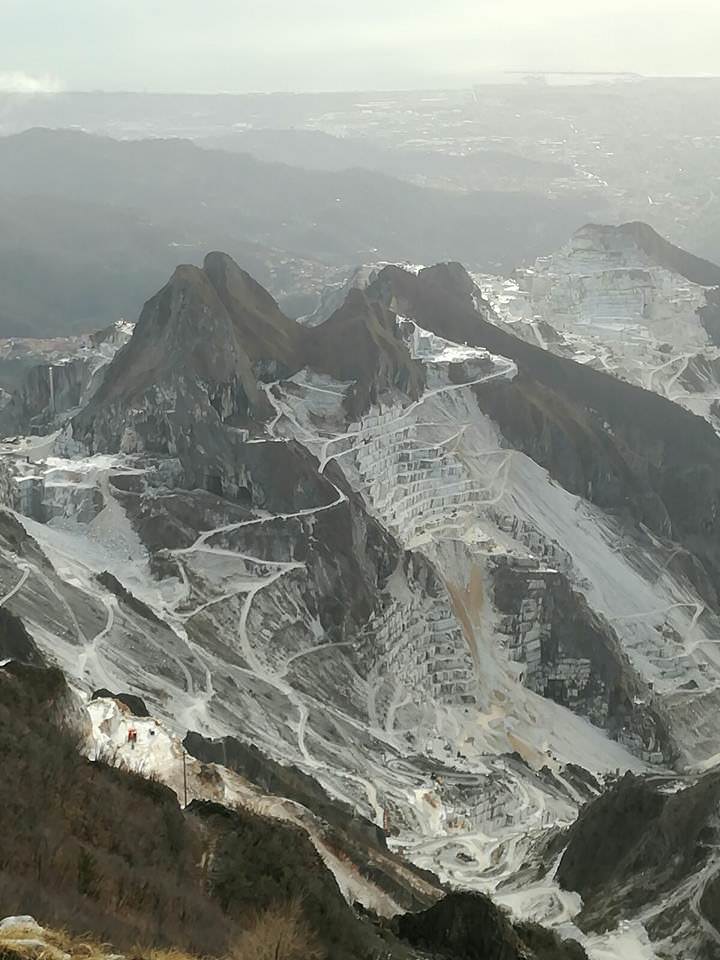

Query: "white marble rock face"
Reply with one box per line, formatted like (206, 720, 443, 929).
(476, 224, 720, 434)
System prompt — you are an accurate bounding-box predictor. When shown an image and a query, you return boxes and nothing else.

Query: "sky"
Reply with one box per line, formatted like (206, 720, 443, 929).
(1, 0, 719, 93)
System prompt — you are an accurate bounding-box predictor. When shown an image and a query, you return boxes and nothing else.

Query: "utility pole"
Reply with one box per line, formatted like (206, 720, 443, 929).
(182, 751, 188, 808)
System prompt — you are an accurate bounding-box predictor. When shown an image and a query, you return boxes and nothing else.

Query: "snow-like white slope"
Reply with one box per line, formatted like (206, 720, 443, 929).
(275, 330, 720, 747)
(475, 227, 720, 432)
(528, 226, 709, 346)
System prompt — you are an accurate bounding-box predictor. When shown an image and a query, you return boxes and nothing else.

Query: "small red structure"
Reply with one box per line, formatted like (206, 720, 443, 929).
(127, 728, 138, 748)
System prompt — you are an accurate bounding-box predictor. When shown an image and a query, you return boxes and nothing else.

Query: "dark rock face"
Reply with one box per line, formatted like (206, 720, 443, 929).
(184, 731, 440, 914)
(91, 688, 150, 717)
(541, 580, 669, 757)
(394, 891, 588, 959)
(185, 731, 387, 849)
(304, 287, 425, 417)
(95, 570, 163, 624)
(395, 891, 523, 960)
(515, 922, 588, 960)
(0, 509, 52, 569)
(202, 250, 304, 374)
(0, 607, 43, 666)
(557, 771, 720, 937)
(0, 357, 95, 436)
(367, 262, 720, 604)
(491, 559, 672, 760)
(111, 480, 254, 554)
(71, 256, 278, 452)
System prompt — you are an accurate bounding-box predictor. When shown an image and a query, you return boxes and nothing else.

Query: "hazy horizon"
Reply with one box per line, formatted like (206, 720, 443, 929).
(2, 0, 720, 94)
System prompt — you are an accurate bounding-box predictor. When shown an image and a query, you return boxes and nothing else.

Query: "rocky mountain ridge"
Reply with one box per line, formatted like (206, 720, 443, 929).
(70, 252, 421, 455)
(0, 127, 599, 337)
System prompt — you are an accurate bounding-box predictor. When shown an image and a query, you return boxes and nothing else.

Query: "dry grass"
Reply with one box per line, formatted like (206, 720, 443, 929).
(0, 923, 112, 960)
(0, 924, 208, 960)
(229, 900, 324, 960)
(0, 904, 325, 960)
(134, 948, 202, 960)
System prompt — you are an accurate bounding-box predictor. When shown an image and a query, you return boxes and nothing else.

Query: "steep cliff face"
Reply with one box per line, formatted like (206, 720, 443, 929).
(556, 770, 720, 956)
(367, 261, 720, 602)
(491, 560, 671, 761)
(0, 321, 131, 437)
(699, 287, 720, 345)
(394, 891, 588, 960)
(1, 359, 90, 433)
(71, 259, 276, 453)
(305, 287, 425, 417)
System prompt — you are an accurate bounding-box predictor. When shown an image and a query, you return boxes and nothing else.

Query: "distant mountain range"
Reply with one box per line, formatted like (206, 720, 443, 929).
(199, 127, 575, 185)
(0, 128, 606, 336)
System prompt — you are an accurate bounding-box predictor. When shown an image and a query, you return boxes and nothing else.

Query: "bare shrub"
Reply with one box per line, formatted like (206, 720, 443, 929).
(229, 899, 324, 960)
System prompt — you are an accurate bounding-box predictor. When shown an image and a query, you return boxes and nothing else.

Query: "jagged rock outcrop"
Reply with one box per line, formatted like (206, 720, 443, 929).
(305, 287, 424, 417)
(71, 258, 278, 452)
(557, 770, 720, 953)
(393, 891, 588, 959)
(185, 731, 387, 849)
(0, 608, 43, 666)
(70, 252, 422, 455)
(90, 687, 150, 717)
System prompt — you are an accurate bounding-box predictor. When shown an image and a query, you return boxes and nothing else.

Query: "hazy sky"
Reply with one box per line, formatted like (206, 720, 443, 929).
(2, 0, 719, 93)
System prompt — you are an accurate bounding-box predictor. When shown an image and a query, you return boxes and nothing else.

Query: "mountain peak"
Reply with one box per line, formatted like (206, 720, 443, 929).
(69, 253, 431, 452)
(69, 255, 289, 452)
(575, 221, 720, 286)
(102, 259, 252, 389)
(202, 250, 279, 317)
(306, 283, 424, 417)
(202, 250, 302, 368)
